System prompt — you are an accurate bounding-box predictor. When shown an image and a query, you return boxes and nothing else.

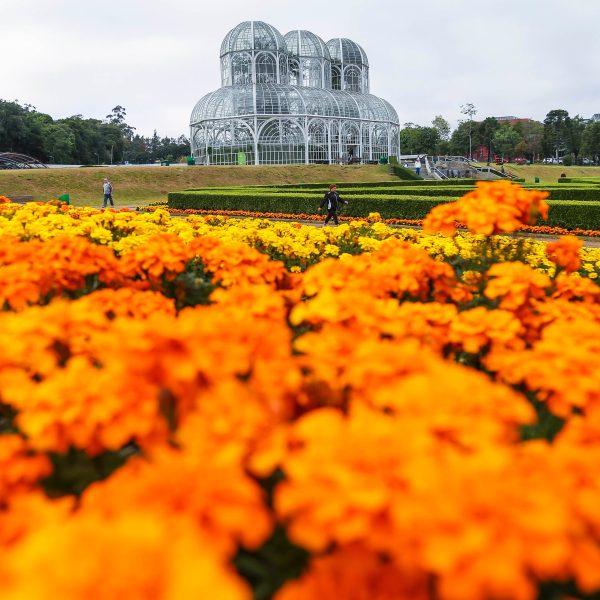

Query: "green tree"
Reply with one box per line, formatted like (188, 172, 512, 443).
(42, 122, 76, 163)
(431, 115, 450, 141)
(400, 124, 440, 155)
(543, 109, 572, 159)
(493, 125, 522, 161)
(513, 120, 544, 161)
(569, 115, 586, 161)
(449, 121, 481, 157)
(581, 121, 600, 162)
(478, 117, 499, 163)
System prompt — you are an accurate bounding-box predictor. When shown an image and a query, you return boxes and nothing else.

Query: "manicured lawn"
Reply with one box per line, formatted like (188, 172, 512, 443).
(0, 164, 396, 207)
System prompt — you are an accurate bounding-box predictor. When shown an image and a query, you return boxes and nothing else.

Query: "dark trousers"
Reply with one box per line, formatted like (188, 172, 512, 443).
(324, 209, 338, 225)
(103, 193, 114, 208)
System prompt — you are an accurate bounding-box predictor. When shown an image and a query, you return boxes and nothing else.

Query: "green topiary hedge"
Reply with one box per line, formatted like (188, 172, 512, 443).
(168, 190, 600, 230)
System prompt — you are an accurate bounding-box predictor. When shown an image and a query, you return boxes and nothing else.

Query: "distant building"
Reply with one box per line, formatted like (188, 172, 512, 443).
(494, 116, 533, 125)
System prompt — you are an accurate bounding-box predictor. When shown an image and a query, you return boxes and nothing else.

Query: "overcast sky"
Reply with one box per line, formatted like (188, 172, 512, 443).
(2, 0, 599, 138)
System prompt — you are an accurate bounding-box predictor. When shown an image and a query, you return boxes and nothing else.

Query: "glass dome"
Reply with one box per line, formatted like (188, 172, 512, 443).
(191, 85, 398, 123)
(326, 38, 369, 93)
(284, 30, 331, 89)
(326, 38, 369, 67)
(284, 30, 331, 60)
(220, 21, 287, 56)
(220, 21, 289, 86)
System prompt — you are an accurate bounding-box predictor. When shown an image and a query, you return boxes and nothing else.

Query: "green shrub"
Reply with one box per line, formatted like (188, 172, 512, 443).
(390, 165, 423, 181)
(168, 191, 454, 220)
(545, 200, 600, 230)
(168, 190, 600, 230)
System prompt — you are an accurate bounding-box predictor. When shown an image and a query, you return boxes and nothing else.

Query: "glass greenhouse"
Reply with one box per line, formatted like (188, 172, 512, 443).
(190, 21, 400, 165)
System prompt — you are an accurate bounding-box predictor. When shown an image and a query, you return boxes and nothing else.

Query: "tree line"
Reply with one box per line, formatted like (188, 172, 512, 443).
(401, 108, 600, 164)
(0, 101, 190, 164)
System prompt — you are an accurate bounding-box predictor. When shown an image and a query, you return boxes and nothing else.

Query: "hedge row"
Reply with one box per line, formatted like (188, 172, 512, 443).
(184, 179, 479, 192)
(183, 185, 600, 201)
(168, 191, 600, 229)
(558, 177, 600, 184)
(168, 191, 451, 219)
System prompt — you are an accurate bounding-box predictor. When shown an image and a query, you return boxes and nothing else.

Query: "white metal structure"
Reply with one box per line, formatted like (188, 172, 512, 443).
(190, 21, 400, 166)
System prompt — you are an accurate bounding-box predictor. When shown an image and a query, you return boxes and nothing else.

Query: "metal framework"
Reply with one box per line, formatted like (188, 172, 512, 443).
(0, 153, 48, 169)
(191, 21, 400, 166)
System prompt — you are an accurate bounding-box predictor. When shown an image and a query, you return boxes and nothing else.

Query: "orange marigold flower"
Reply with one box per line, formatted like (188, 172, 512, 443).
(449, 307, 525, 354)
(275, 544, 429, 600)
(0, 435, 52, 503)
(422, 202, 462, 237)
(486, 317, 600, 418)
(424, 181, 549, 237)
(83, 440, 273, 557)
(546, 235, 583, 273)
(1, 512, 251, 600)
(553, 272, 600, 303)
(485, 261, 551, 310)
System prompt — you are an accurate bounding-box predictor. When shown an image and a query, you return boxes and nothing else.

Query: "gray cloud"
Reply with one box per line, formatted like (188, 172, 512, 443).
(2, 0, 599, 136)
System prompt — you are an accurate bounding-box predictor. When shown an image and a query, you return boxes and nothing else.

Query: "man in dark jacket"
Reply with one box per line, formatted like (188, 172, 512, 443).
(318, 184, 348, 225)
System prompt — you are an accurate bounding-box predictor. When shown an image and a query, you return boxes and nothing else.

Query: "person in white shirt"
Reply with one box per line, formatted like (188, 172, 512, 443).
(102, 178, 114, 208)
(415, 158, 422, 176)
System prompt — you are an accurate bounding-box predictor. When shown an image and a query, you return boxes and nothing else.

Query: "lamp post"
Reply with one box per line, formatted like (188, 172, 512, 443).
(95, 152, 100, 165)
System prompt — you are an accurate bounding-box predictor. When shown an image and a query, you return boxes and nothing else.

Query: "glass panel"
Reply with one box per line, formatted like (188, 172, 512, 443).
(331, 66, 341, 90)
(308, 119, 329, 163)
(344, 66, 361, 93)
(258, 118, 305, 164)
(256, 52, 277, 84)
(232, 53, 252, 85)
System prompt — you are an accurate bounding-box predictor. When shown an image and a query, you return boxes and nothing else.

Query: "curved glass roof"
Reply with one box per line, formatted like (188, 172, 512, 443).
(284, 30, 331, 60)
(326, 38, 369, 66)
(191, 85, 398, 124)
(220, 21, 286, 56)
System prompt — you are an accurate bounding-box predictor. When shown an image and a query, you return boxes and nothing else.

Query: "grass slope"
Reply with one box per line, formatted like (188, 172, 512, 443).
(494, 164, 600, 183)
(0, 164, 396, 207)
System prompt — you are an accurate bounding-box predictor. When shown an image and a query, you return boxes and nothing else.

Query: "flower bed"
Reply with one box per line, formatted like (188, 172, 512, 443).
(1, 183, 600, 599)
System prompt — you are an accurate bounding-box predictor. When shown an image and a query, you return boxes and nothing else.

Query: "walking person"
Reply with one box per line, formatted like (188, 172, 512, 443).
(318, 184, 348, 226)
(415, 156, 422, 176)
(102, 177, 114, 208)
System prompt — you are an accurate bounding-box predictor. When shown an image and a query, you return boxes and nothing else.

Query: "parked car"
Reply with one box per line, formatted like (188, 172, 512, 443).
(512, 157, 529, 164)
(494, 157, 509, 164)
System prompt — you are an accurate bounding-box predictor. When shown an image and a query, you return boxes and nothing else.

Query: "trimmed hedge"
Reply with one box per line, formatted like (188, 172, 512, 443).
(389, 164, 424, 181)
(182, 183, 600, 201)
(183, 179, 481, 191)
(558, 177, 600, 185)
(168, 190, 600, 230)
(545, 200, 600, 230)
(168, 191, 453, 220)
